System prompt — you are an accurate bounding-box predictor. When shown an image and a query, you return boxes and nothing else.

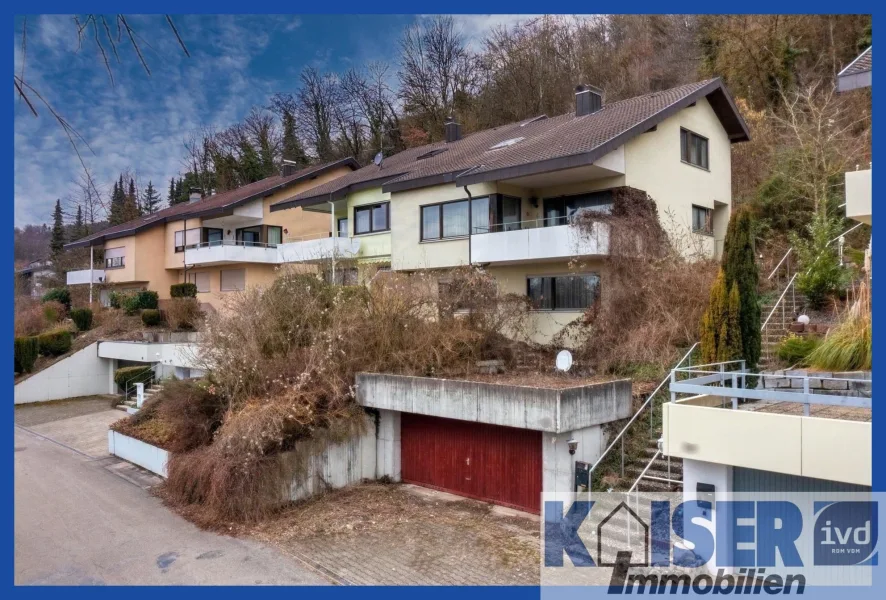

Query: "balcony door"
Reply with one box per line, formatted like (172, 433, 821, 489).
(236, 226, 262, 247)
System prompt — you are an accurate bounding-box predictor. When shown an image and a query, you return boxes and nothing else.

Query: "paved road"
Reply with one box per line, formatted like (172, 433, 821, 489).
(15, 425, 330, 585)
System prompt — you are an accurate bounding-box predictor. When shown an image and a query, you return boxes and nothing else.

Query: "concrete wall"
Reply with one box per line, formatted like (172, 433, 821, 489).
(108, 430, 170, 477)
(97, 341, 201, 369)
(286, 415, 377, 502)
(624, 96, 732, 258)
(14, 342, 115, 404)
(376, 409, 401, 481)
(663, 400, 872, 486)
(356, 373, 631, 433)
(542, 425, 605, 501)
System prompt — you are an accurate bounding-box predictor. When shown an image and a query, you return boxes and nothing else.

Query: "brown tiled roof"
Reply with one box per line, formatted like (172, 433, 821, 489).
(839, 46, 872, 77)
(65, 158, 359, 249)
(274, 78, 748, 208)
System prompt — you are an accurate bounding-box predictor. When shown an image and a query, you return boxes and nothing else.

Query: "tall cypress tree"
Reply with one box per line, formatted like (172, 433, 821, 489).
(700, 270, 743, 364)
(50, 199, 65, 257)
(720, 207, 761, 370)
(109, 180, 125, 225)
(73, 205, 84, 240)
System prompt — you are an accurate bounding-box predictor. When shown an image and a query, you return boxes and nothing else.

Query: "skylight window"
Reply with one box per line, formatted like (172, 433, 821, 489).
(417, 148, 449, 160)
(489, 137, 525, 150)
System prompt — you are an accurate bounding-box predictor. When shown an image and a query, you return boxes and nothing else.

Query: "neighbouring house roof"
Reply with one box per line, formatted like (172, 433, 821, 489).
(64, 157, 359, 249)
(15, 258, 52, 275)
(838, 46, 872, 92)
(273, 78, 749, 210)
(839, 46, 872, 77)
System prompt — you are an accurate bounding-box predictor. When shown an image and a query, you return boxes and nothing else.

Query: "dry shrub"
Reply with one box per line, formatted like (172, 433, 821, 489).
(42, 300, 67, 323)
(165, 297, 202, 330)
(157, 264, 531, 522)
(14, 301, 47, 336)
(565, 187, 718, 374)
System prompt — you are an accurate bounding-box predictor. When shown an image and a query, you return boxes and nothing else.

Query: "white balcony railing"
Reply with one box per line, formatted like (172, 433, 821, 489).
(278, 236, 361, 263)
(182, 241, 279, 266)
(67, 268, 106, 285)
(470, 218, 609, 264)
(845, 167, 871, 224)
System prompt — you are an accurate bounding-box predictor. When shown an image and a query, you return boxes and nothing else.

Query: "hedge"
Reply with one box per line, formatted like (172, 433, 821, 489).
(114, 365, 153, 388)
(41, 287, 71, 310)
(70, 308, 94, 331)
(170, 283, 198, 298)
(122, 294, 142, 316)
(141, 309, 163, 327)
(136, 290, 159, 309)
(37, 329, 72, 357)
(14, 337, 39, 373)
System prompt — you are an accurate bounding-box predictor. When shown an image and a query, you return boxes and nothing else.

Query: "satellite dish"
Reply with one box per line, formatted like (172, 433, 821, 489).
(556, 350, 573, 372)
(373, 151, 384, 168)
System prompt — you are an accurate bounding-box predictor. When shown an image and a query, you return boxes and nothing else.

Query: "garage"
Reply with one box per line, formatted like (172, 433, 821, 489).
(401, 413, 543, 514)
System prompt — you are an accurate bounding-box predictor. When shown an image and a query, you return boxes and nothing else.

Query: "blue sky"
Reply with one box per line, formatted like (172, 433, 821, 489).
(13, 14, 533, 226)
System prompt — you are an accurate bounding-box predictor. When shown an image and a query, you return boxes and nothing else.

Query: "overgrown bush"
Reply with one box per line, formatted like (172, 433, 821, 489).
(14, 337, 39, 373)
(807, 281, 871, 371)
(14, 303, 47, 337)
(122, 294, 141, 315)
(42, 300, 67, 323)
(792, 212, 851, 309)
(776, 334, 820, 365)
(141, 309, 163, 327)
(70, 308, 94, 331)
(165, 297, 201, 330)
(37, 329, 72, 356)
(136, 290, 159, 309)
(170, 283, 198, 298)
(41, 287, 71, 310)
(108, 291, 124, 309)
(114, 365, 153, 388)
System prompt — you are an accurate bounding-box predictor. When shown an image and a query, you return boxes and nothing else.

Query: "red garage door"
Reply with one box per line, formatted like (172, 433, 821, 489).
(401, 413, 543, 514)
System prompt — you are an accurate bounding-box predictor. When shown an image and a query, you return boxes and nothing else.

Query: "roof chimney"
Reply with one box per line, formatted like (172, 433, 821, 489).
(444, 115, 462, 143)
(281, 159, 300, 177)
(188, 188, 203, 204)
(575, 84, 604, 117)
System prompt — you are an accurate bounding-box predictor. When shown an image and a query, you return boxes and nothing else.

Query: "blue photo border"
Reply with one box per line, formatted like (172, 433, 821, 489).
(4, 2, 880, 597)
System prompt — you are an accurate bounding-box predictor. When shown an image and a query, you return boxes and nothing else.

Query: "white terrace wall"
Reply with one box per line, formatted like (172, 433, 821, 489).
(14, 342, 115, 404)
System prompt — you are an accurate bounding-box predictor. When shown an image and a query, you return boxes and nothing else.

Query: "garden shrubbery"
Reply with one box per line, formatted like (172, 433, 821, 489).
(165, 298, 201, 330)
(36, 329, 72, 357)
(41, 287, 71, 310)
(14, 337, 39, 373)
(70, 308, 94, 331)
(114, 365, 153, 388)
(42, 300, 67, 323)
(776, 334, 820, 365)
(141, 309, 163, 327)
(170, 283, 198, 298)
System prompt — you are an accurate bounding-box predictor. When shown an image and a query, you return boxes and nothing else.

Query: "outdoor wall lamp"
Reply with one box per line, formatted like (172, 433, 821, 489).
(567, 437, 578, 455)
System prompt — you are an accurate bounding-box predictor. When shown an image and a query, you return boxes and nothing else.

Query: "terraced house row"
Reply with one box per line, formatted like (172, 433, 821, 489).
(67, 78, 749, 343)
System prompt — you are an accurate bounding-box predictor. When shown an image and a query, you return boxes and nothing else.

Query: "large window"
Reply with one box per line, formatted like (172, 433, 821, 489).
(104, 247, 126, 269)
(337, 218, 349, 238)
(421, 197, 500, 241)
(267, 226, 282, 246)
(470, 195, 521, 234)
(186, 271, 210, 293)
(174, 228, 201, 252)
(681, 128, 709, 169)
(526, 274, 600, 311)
(203, 228, 223, 246)
(354, 203, 389, 235)
(543, 191, 613, 226)
(220, 269, 246, 292)
(692, 205, 714, 235)
(236, 226, 262, 246)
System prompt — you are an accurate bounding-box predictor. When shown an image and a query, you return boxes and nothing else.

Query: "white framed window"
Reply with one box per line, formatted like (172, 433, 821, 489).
(174, 228, 201, 252)
(220, 269, 246, 292)
(186, 271, 210, 293)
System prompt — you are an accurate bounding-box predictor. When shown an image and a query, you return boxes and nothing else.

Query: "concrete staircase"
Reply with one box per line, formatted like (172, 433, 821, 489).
(119, 381, 165, 412)
(759, 278, 806, 370)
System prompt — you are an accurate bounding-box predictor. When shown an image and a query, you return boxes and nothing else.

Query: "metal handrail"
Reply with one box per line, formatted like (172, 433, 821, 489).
(123, 363, 159, 400)
(587, 342, 698, 487)
(767, 248, 793, 280)
(761, 272, 798, 330)
(284, 231, 337, 243)
(471, 213, 610, 234)
(191, 240, 279, 249)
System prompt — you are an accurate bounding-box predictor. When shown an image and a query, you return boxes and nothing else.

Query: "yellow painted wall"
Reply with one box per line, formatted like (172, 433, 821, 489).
(623, 96, 732, 258)
(487, 260, 606, 347)
(102, 236, 139, 284)
(390, 182, 496, 270)
(134, 226, 177, 299)
(164, 218, 203, 270)
(262, 166, 354, 239)
(342, 187, 393, 261)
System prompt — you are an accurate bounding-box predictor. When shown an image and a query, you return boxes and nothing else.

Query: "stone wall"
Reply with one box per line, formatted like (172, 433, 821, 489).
(761, 369, 872, 397)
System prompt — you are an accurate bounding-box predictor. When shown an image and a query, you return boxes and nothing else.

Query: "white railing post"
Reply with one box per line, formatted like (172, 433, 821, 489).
(803, 377, 811, 417)
(135, 382, 145, 408)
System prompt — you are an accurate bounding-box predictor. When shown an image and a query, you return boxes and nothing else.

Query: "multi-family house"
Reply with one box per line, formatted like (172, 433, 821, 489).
(271, 78, 749, 343)
(65, 158, 358, 308)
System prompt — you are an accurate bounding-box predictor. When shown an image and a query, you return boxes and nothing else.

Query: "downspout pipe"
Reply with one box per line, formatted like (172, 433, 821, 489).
(329, 194, 335, 284)
(463, 185, 473, 266)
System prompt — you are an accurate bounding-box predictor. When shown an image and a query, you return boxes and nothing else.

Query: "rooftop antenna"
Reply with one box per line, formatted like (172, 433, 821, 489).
(373, 151, 384, 169)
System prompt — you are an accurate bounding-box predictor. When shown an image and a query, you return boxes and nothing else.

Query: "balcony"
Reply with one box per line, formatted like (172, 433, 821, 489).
(845, 167, 871, 225)
(278, 234, 361, 263)
(470, 218, 609, 265)
(182, 241, 279, 267)
(67, 268, 106, 285)
(662, 361, 872, 486)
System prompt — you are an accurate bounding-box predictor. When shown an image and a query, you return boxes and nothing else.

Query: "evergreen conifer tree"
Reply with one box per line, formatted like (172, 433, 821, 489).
(720, 207, 761, 369)
(50, 199, 65, 257)
(142, 180, 162, 213)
